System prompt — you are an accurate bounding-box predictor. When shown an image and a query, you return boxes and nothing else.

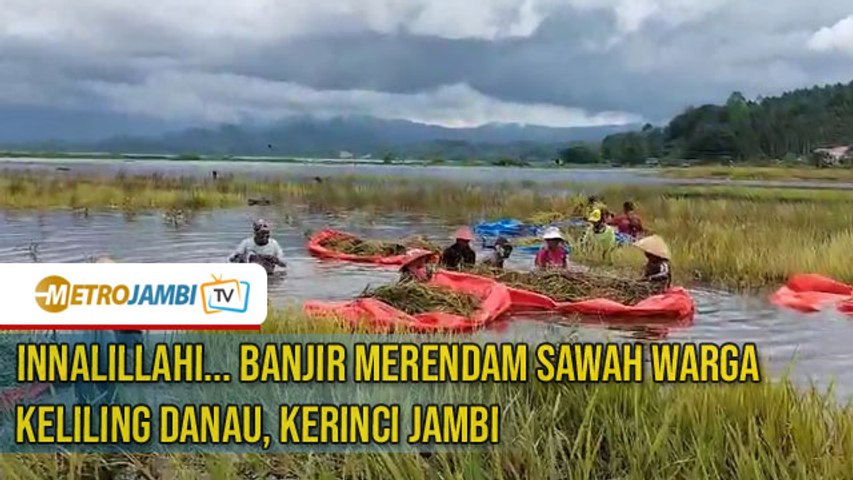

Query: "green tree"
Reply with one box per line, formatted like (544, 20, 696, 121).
(559, 143, 601, 164)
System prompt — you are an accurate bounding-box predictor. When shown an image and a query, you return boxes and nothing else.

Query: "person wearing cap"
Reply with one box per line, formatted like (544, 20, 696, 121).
(608, 201, 644, 239)
(228, 219, 286, 274)
(399, 249, 437, 283)
(586, 195, 610, 221)
(582, 208, 617, 260)
(440, 226, 476, 271)
(634, 234, 672, 291)
(482, 236, 513, 269)
(535, 227, 568, 270)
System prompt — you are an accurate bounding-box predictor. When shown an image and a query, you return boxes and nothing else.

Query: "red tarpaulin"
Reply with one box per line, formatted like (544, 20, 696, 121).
(304, 270, 696, 333)
(770, 273, 853, 315)
(307, 229, 413, 266)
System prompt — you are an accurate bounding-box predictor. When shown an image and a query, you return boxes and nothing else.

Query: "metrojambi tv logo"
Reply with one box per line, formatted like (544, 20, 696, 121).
(34, 274, 250, 314)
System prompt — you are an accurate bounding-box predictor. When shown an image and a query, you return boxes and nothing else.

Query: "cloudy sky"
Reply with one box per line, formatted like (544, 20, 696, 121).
(2, 0, 853, 133)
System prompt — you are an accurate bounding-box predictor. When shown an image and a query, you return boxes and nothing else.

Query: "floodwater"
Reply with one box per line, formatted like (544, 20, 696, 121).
(3, 157, 853, 189)
(1, 208, 851, 398)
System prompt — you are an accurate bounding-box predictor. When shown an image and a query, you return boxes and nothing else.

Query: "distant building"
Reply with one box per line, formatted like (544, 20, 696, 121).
(812, 146, 851, 166)
(338, 150, 354, 159)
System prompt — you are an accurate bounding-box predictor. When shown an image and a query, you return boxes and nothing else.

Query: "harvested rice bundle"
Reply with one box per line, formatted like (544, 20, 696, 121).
(471, 267, 657, 305)
(514, 236, 542, 247)
(400, 235, 440, 252)
(525, 211, 567, 226)
(360, 282, 480, 317)
(322, 234, 440, 257)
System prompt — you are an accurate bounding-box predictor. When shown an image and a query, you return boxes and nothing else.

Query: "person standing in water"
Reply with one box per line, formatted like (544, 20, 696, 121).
(534, 227, 568, 270)
(482, 236, 513, 269)
(228, 219, 286, 274)
(440, 226, 476, 271)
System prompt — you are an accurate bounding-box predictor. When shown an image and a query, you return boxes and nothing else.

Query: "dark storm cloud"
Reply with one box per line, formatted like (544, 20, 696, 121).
(1, 0, 853, 126)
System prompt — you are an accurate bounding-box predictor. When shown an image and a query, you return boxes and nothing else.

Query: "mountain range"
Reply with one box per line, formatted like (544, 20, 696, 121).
(0, 109, 638, 161)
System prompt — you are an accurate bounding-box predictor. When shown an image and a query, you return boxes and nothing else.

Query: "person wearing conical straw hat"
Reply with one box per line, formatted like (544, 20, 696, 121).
(634, 234, 672, 290)
(535, 226, 568, 270)
(440, 226, 476, 271)
(399, 249, 437, 283)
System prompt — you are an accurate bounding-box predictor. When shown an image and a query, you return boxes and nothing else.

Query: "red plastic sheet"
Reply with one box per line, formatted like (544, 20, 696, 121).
(770, 274, 853, 315)
(304, 270, 695, 333)
(307, 229, 412, 266)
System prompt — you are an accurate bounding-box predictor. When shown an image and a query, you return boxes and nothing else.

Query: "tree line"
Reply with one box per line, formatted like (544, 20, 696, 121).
(560, 80, 853, 165)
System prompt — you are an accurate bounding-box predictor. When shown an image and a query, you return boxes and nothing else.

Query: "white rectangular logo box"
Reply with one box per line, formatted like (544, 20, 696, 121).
(0, 263, 268, 330)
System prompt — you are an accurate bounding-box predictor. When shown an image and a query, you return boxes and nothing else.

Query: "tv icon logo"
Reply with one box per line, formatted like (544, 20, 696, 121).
(201, 276, 251, 314)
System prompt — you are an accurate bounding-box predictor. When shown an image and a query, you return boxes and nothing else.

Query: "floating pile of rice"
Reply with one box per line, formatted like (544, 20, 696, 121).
(525, 211, 567, 226)
(322, 234, 439, 257)
(471, 266, 657, 305)
(360, 282, 480, 317)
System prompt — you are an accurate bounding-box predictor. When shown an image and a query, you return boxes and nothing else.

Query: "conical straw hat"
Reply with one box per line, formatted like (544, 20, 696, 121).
(401, 249, 434, 267)
(633, 235, 670, 260)
(454, 226, 474, 241)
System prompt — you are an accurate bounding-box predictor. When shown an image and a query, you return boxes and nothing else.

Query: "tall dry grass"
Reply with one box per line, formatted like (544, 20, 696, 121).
(1, 310, 852, 479)
(1, 171, 852, 288)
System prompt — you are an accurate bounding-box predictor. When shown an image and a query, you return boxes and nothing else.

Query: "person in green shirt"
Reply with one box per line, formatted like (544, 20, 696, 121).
(582, 208, 617, 261)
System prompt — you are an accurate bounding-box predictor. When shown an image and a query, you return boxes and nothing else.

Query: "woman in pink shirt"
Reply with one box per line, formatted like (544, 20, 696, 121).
(535, 227, 568, 270)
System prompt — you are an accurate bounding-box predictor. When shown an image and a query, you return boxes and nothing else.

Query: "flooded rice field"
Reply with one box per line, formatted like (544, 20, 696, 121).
(3, 157, 853, 189)
(2, 207, 852, 397)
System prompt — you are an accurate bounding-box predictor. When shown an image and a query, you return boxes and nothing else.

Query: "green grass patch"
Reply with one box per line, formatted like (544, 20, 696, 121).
(661, 165, 853, 182)
(2, 171, 853, 289)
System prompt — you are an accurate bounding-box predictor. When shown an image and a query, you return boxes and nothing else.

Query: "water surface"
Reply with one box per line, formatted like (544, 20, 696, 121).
(1, 209, 850, 397)
(3, 157, 853, 190)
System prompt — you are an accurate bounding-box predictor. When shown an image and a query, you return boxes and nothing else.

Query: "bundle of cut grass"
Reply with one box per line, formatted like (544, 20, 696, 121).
(360, 282, 480, 317)
(470, 266, 657, 305)
(514, 236, 543, 247)
(322, 234, 439, 257)
(525, 211, 567, 226)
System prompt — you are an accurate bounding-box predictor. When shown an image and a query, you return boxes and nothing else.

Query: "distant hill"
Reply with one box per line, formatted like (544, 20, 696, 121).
(600, 80, 853, 164)
(82, 116, 636, 161)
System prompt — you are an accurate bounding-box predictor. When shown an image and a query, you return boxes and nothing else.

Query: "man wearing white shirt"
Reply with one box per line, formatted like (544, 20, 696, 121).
(228, 219, 286, 274)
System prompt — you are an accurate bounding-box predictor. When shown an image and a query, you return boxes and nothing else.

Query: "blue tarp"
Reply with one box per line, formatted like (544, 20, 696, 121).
(475, 217, 634, 255)
(473, 218, 591, 238)
(473, 218, 534, 237)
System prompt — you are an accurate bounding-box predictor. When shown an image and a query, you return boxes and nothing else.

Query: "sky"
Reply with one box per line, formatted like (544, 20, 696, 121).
(1, 0, 853, 133)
